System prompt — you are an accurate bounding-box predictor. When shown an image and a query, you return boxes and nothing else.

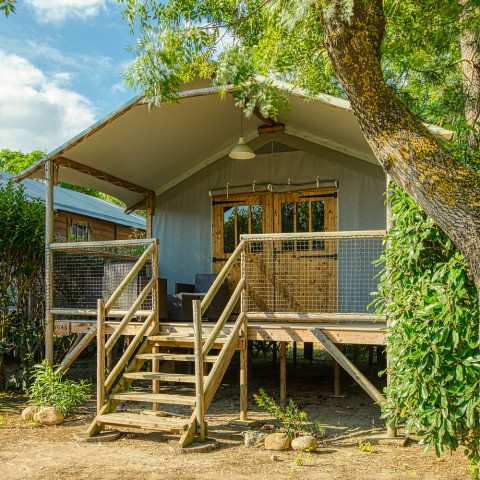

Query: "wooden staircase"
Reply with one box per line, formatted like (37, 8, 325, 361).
(85, 240, 248, 448)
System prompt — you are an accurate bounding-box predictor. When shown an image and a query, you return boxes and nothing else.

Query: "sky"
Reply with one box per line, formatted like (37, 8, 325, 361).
(0, 0, 138, 153)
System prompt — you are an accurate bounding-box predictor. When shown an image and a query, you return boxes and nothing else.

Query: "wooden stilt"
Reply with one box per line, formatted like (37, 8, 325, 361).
(240, 318, 248, 421)
(247, 340, 253, 381)
(368, 346, 374, 377)
(353, 345, 359, 365)
(292, 342, 297, 368)
(334, 360, 341, 396)
(272, 341, 277, 368)
(280, 341, 287, 408)
(304, 342, 313, 363)
(97, 299, 106, 415)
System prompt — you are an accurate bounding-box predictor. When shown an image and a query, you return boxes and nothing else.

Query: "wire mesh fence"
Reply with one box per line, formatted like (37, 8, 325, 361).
(242, 232, 384, 316)
(50, 240, 155, 313)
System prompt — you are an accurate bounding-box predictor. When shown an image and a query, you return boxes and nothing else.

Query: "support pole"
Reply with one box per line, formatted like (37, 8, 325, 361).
(45, 160, 54, 365)
(193, 300, 205, 442)
(97, 299, 106, 414)
(240, 316, 248, 421)
(334, 360, 341, 396)
(386, 173, 397, 438)
(304, 342, 313, 363)
(152, 344, 160, 411)
(145, 193, 155, 238)
(280, 341, 287, 408)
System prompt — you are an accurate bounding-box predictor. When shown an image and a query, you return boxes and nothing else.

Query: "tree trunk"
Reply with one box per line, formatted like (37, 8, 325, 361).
(460, 0, 480, 150)
(320, 0, 480, 292)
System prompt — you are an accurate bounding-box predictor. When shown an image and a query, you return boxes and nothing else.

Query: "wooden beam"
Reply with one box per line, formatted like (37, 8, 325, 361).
(240, 317, 248, 421)
(310, 328, 385, 404)
(258, 124, 285, 134)
(193, 300, 205, 441)
(145, 193, 155, 238)
(125, 197, 147, 215)
(55, 157, 153, 196)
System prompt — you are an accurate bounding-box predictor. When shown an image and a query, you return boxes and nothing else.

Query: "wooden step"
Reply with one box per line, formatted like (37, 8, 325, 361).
(147, 335, 228, 348)
(96, 412, 189, 433)
(136, 353, 219, 363)
(110, 391, 196, 405)
(123, 372, 197, 383)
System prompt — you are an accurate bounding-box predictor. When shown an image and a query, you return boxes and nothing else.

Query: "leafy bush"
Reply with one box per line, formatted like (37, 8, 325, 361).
(27, 361, 91, 416)
(254, 388, 323, 438)
(373, 183, 480, 475)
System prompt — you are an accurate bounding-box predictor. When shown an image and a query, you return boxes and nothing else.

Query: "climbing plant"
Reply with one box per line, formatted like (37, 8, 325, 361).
(373, 183, 480, 476)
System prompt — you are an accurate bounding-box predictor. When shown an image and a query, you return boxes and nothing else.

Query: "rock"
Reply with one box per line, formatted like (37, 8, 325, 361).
(21, 405, 41, 421)
(242, 430, 268, 448)
(34, 407, 64, 425)
(264, 432, 291, 451)
(291, 435, 318, 452)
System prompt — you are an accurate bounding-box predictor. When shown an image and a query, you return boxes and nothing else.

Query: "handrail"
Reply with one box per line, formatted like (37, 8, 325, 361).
(105, 241, 156, 314)
(240, 230, 386, 241)
(202, 277, 246, 359)
(49, 238, 156, 250)
(200, 239, 246, 315)
(105, 311, 156, 392)
(105, 277, 155, 354)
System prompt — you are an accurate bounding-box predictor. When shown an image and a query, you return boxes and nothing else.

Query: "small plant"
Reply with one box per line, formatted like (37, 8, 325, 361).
(27, 360, 91, 416)
(358, 440, 373, 453)
(294, 453, 303, 466)
(254, 388, 324, 438)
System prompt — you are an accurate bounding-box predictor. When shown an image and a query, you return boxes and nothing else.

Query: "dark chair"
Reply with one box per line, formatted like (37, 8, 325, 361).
(167, 274, 229, 321)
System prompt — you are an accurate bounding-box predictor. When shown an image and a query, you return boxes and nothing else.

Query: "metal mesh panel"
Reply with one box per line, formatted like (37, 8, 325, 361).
(243, 234, 383, 315)
(51, 241, 154, 311)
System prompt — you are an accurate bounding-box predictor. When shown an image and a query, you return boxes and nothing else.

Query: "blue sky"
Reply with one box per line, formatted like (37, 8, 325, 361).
(0, 0, 138, 153)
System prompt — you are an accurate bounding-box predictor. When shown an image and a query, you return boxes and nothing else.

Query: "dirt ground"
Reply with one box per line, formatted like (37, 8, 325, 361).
(0, 352, 472, 480)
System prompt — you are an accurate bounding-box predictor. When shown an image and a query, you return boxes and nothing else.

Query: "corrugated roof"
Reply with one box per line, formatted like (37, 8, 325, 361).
(0, 171, 145, 230)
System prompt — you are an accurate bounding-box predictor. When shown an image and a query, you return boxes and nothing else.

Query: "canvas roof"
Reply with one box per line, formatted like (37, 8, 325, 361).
(15, 78, 454, 210)
(0, 171, 145, 229)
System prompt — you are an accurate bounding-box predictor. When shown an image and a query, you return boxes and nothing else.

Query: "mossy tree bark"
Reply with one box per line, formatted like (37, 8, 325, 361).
(321, 0, 480, 291)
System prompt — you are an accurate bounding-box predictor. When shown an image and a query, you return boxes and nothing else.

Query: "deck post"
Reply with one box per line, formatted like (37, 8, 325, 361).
(145, 193, 155, 238)
(385, 174, 397, 438)
(97, 299, 106, 414)
(193, 300, 205, 442)
(44, 160, 55, 365)
(240, 316, 248, 421)
(334, 359, 341, 396)
(304, 342, 313, 363)
(280, 341, 287, 408)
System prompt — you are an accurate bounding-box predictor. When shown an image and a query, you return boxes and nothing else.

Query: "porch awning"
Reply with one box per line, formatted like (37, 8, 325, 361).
(15, 78, 454, 211)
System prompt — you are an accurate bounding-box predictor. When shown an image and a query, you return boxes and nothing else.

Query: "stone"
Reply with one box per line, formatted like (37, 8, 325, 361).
(264, 432, 291, 451)
(291, 435, 318, 452)
(242, 430, 268, 448)
(21, 405, 41, 421)
(34, 407, 64, 425)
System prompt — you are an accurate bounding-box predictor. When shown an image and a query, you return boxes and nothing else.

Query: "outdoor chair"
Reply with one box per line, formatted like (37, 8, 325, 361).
(167, 273, 229, 321)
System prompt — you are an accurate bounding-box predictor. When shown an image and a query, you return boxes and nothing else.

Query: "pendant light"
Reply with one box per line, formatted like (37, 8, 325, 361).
(229, 107, 256, 160)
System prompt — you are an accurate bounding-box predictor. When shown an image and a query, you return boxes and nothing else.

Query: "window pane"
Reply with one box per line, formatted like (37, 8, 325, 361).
(281, 202, 294, 251)
(312, 201, 325, 250)
(223, 206, 235, 253)
(237, 205, 249, 243)
(250, 204, 263, 234)
(296, 201, 309, 233)
(281, 202, 294, 233)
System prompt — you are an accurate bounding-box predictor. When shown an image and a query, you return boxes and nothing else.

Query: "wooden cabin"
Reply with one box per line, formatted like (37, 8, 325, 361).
(0, 170, 145, 242)
(15, 79, 453, 448)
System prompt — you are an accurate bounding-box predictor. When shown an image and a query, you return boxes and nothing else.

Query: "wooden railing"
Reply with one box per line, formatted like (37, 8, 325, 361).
(189, 239, 247, 443)
(94, 239, 159, 413)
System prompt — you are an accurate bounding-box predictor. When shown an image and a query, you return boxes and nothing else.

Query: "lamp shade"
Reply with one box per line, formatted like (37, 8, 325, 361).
(228, 137, 256, 160)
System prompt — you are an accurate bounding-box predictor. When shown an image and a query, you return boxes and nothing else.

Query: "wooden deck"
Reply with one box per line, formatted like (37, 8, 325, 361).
(54, 318, 385, 345)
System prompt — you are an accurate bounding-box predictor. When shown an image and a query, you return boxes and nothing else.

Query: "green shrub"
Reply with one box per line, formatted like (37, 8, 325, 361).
(254, 388, 324, 438)
(27, 361, 91, 416)
(373, 183, 480, 475)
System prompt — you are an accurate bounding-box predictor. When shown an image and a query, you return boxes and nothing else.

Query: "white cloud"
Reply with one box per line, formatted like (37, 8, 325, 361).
(25, 0, 112, 23)
(0, 50, 96, 152)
